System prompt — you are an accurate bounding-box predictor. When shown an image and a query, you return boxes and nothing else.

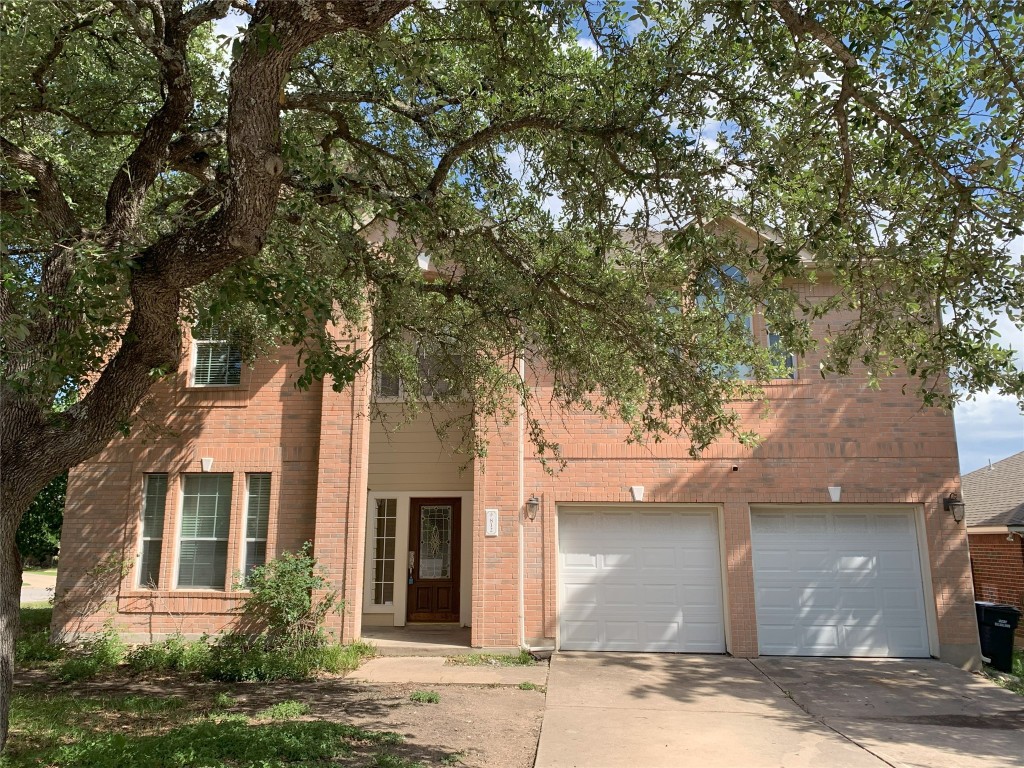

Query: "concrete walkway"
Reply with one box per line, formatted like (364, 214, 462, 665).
(535, 653, 1024, 768)
(20, 570, 56, 604)
(349, 656, 549, 686)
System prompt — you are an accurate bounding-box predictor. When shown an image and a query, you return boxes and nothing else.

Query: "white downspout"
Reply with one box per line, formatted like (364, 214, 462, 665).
(518, 353, 526, 650)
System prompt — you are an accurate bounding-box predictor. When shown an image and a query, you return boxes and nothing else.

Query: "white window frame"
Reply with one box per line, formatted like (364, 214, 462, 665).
(242, 473, 271, 581)
(369, 498, 398, 606)
(765, 329, 797, 380)
(137, 473, 168, 589)
(371, 343, 459, 402)
(175, 473, 234, 590)
(190, 322, 242, 387)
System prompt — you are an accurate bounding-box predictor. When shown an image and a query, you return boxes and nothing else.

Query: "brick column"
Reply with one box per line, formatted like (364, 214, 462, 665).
(722, 500, 758, 657)
(471, 416, 521, 649)
(313, 330, 373, 644)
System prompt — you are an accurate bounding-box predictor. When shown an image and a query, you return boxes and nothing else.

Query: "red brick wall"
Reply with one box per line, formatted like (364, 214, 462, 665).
(969, 533, 1024, 647)
(52, 273, 980, 667)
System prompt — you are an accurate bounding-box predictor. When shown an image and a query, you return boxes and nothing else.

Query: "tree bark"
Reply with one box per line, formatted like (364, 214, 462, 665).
(0, 491, 26, 752)
(0, 0, 412, 752)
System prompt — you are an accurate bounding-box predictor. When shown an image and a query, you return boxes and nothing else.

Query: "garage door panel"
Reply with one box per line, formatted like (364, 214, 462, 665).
(752, 507, 929, 658)
(640, 547, 676, 568)
(559, 510, 725, 653)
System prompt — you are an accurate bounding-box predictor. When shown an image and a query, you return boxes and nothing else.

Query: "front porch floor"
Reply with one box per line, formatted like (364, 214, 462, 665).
(360, 624, 474, 656)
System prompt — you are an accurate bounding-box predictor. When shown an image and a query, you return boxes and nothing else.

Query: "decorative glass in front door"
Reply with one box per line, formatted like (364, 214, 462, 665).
(418, 505, 453, 579)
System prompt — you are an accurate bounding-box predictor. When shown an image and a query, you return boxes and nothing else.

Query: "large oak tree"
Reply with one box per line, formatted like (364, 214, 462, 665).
(2, 0, 1022, 748)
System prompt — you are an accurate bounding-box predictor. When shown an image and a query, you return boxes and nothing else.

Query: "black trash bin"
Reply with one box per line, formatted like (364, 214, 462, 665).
(975, 601, 1021, 673)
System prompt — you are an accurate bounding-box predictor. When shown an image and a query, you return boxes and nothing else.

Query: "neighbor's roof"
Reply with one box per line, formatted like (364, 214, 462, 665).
(963, 451, 1024, 528)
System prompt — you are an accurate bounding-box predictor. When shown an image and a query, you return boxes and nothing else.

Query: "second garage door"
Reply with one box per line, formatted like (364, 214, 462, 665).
(751, 506, 931, 657)
(558, 508, 725, 652)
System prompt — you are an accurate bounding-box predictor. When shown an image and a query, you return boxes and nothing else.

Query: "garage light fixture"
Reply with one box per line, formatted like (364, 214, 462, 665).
(943, 492, 966, 524)
(525, 495, 541, 521)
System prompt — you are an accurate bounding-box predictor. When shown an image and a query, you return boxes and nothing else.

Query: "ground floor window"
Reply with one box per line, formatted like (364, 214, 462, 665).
(372, 498, 398, 605)
(177, 474, 233, 589)
(138, 474, 168, 588)
(244, 473, 271, 578)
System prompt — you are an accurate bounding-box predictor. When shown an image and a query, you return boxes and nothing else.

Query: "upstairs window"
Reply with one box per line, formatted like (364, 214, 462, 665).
(767, 330, 797, 379)
(191, 321, 242, 386)
(373, 342, 459, 401)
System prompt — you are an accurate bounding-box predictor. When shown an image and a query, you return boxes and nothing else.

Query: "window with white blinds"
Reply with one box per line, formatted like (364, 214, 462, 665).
(244, 473, 271, 579)
(191, 321, 242, 386)
(138, 474, 167, 589)
(177, 474, 232, 589)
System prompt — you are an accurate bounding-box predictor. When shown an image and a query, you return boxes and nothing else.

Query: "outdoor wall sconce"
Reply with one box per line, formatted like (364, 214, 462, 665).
(944, 492, 966, 523)
(200, 457, 214, 472)
(827, 486, 841, 503)
(526, 495, 541, 521)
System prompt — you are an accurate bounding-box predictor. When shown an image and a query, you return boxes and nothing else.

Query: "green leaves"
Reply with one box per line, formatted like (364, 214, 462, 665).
(2, 0, 1022, 474)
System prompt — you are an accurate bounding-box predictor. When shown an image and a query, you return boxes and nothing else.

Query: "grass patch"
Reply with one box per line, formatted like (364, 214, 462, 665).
(446, 650, 536, 667)
(256, 700, 311, 720)
(985, 649, 1024, 696)
(4, 688, 406, 768)
(15, 603, 64, 669)
(24, 567, 58, 577)
(56, 625, 126, 682)
(409, 690, 440, 704)
(517, 681, 544, 691)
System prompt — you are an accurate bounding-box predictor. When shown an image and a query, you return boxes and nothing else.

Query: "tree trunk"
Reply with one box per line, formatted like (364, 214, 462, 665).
(0, 492, 25, 752)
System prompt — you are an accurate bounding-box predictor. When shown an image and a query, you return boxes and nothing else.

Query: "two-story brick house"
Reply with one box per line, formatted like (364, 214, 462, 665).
(52, 221, 983, 668)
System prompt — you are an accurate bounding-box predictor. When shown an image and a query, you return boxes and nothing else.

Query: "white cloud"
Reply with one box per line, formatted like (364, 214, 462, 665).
(955, 389, 1024, 473)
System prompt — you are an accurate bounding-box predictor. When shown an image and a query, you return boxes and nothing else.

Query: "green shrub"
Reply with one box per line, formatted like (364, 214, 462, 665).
(202, 634, 371, 682)
(256, 700, 310, 720)
(17, 473, 65, 566)
(126, 634, 211, 674)
(57, 624, 125, 682)
(409, 690, 440, 704)
(200, 543, 362, 682)
(15, 604, 63, 667)
(238, 541, 341, 648)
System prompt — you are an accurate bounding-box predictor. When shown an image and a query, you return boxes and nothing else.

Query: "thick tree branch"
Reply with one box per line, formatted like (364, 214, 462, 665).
(0, 137, 81, 240)
(104, 0, 195, 235)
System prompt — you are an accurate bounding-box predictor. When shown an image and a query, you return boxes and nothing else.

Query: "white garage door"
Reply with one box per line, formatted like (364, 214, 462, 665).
(558, 508, 725, 652)
(751, 507, 930, 657)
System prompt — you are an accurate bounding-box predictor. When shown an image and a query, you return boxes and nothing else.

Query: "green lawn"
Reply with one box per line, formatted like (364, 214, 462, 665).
(7, 605, 423, 768)
(2, 689, 418, 768)
(23, 567, 58, 577)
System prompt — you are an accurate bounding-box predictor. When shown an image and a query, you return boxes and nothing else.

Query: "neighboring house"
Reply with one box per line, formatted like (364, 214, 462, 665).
(964, 451, 1024, 644)
(52, 220, 983, 668)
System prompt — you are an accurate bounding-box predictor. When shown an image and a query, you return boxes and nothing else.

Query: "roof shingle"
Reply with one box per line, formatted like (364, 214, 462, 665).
(963, 451, 1024, 528)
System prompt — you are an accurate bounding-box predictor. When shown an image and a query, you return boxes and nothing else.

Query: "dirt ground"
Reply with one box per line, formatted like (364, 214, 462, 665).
(232, 679, 546, 768)
(15, 671, 547, 768)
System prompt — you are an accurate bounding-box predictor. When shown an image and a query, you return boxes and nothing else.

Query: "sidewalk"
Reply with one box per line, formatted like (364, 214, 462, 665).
(349, 656, 549, 686)
(21, 570, 56, 605)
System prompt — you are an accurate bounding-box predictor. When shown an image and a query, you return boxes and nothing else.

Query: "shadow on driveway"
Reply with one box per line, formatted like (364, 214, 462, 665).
(535, 653, 1024, 768)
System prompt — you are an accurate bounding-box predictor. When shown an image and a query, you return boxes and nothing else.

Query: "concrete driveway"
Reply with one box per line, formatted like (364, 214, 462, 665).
(535, 653, 1024, 768)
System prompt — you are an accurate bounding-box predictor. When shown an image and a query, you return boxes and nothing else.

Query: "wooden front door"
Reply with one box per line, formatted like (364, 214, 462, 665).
(407, 498, 461, 622)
